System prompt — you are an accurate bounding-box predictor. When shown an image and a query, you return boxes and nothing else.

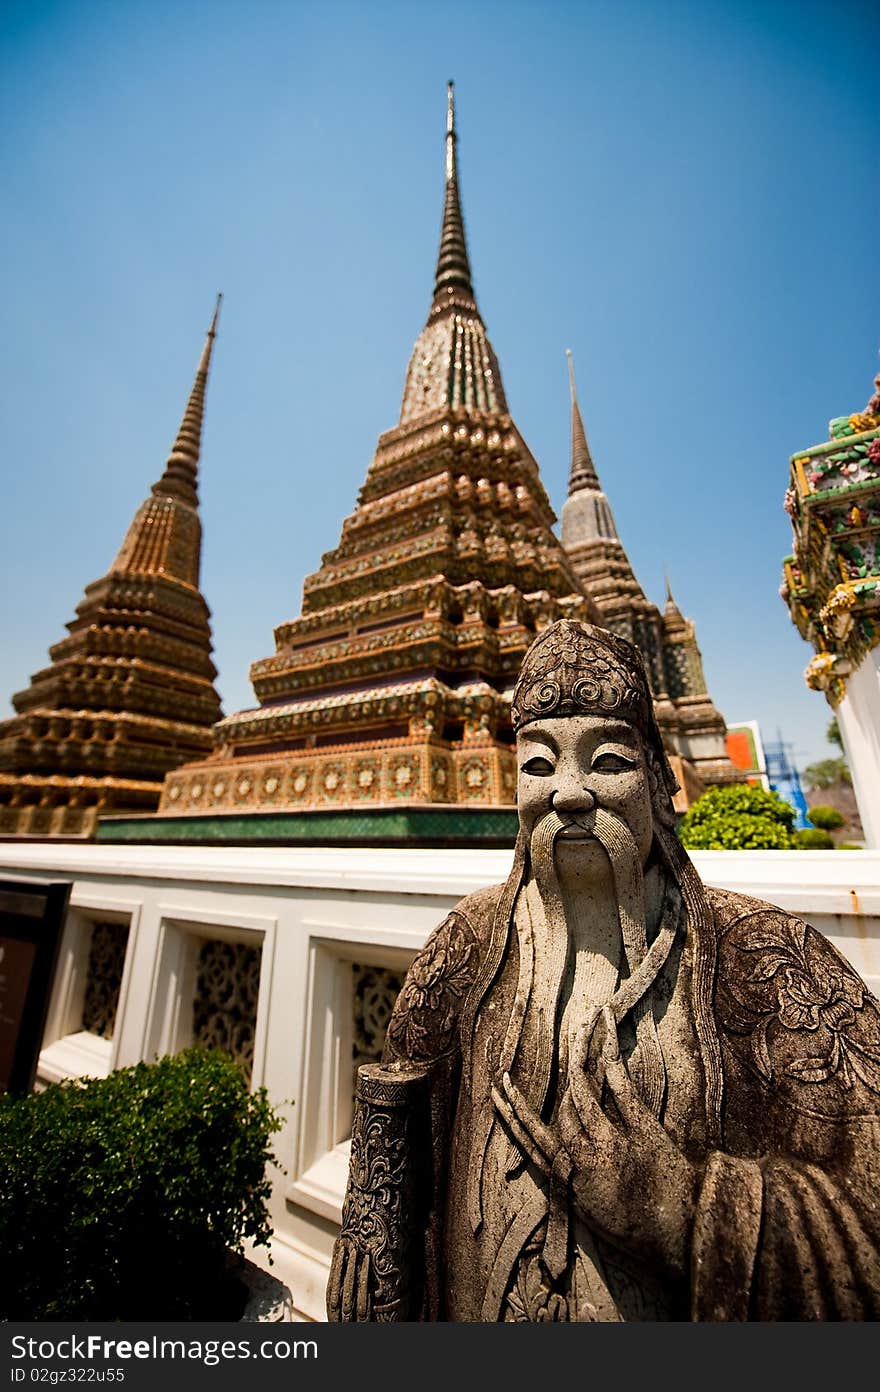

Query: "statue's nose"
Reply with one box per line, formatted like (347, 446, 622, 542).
(551, 779, 597, 814)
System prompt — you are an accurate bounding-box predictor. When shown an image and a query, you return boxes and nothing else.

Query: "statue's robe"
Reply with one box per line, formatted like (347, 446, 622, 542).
(336, 879, 880, 1321)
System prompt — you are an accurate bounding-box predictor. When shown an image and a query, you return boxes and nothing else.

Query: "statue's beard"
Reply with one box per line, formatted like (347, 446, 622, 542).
(528, 807, 646, 969)
(526, 807, 666, 1117)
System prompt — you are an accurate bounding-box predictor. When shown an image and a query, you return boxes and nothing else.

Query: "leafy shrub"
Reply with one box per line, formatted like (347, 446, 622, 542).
(838, 842, 863, 850)
(794, 827, 835, 849)
(806, 805, 845, 831)
(678, 784, 796, 850)
(0, 1048, 284, 1321)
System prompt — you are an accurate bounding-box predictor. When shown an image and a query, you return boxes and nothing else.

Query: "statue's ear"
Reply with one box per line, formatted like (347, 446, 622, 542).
(644, 743, 677, 829)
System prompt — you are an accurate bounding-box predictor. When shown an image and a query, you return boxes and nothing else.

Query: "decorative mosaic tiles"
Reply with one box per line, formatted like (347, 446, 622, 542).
(161, 736, 518, 815)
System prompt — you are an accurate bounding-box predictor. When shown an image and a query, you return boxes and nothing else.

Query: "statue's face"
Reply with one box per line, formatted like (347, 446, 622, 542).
(517, 715, 654, 874)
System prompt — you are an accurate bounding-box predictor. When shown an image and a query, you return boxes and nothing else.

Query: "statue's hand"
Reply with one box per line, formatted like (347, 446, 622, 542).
(492, 1005, 697, 1282)
(561, 1005, 697, 1280)
(326, 1234, 372, 1321)
(491, 1075, 558, 1178)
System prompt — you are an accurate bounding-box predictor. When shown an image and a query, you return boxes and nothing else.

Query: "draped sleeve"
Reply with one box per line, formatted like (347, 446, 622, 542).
(695, 896, 880, 1319)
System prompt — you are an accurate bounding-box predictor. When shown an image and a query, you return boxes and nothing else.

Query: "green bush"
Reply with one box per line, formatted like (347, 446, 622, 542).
(679, 784, 796, 850)
(794, 827, 835, 849)
(0, 1048, 284, 1321)
(806, 804, 845, 831)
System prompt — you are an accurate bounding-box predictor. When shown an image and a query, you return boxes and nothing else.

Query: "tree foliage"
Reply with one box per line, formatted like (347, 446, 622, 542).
(678, 784, 796, 850)
(803, 757, 851, 789)
(827, 717, 843, 750)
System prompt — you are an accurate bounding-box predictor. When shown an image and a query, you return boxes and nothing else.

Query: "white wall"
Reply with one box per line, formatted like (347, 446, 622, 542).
(1, 840, 878, 1321)
(837, 646, 880, 848)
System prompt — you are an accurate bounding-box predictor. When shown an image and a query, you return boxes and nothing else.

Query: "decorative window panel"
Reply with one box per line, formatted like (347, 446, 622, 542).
(81, 920, 130, 1040)
(192, 938, 262, 1083)
(351, 962, 405, 1096)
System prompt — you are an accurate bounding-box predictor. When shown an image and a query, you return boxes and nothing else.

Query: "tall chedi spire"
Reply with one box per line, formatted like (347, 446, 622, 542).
(561, 349, 646, 617)
(564, 349, 615, 533)
(399, 83, 507, 424)
(433, 81, 475, 304)
(560, 350, 735, 793)
(0, 301, 225, 837)
(157, 90, 595, 827)
(153, 292, 221, 507)
(114, 294, 221, 581)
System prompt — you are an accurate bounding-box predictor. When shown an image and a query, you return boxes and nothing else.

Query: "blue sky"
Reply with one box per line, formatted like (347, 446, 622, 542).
(1, 0, 877, 773)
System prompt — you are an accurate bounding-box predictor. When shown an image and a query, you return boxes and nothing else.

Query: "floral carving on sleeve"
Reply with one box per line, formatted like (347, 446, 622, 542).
(718, 911, 880, 1098)
(385, 912, 477, 1062)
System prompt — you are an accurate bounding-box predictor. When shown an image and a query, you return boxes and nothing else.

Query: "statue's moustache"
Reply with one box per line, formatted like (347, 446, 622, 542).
(531, 806, 629, 853)
(530, 809, 575, 874)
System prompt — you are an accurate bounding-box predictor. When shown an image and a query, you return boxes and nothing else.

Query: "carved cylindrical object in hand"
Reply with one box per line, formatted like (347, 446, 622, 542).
(327, 1060, 432, 1321)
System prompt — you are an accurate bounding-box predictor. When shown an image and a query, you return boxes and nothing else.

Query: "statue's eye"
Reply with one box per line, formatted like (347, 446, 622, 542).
(592, 752, 635, 774)
(521, 756, 554, 776)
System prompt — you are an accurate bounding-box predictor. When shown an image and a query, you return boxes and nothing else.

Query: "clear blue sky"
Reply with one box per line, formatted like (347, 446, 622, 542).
(1, 0, 877, 774)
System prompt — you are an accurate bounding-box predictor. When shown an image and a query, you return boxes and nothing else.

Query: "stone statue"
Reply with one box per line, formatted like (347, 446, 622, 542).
(327, 620, 880, 1321)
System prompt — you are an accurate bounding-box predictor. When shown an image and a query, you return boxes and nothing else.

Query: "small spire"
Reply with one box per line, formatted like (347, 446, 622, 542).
(663, 572, 685, 622)
(565, 349, 600, 495)
(154, 294, 222, 507)
(432, 82, 476, 308)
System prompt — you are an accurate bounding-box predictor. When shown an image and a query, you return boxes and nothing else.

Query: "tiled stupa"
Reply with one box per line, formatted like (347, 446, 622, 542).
(159, 87, 593, 820)
(560, 353, 734, 793)
(0, 301, 225, 837)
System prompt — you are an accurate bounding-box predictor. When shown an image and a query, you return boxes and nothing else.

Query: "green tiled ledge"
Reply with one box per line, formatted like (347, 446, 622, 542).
(95, 805, 519, 848)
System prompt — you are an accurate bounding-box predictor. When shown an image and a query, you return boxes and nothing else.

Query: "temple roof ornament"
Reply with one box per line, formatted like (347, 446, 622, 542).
(782, 367, 880, 707)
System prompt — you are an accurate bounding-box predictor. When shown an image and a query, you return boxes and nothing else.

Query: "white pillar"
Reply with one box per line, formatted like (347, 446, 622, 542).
(836, 646, 880, 848)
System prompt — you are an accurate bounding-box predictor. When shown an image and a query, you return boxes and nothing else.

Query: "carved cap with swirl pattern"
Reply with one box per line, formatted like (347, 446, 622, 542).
(511, 620, 652, 733)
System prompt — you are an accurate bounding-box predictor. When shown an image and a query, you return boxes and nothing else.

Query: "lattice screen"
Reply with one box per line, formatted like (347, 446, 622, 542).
(351, 962, 406, 1096)
(82, 920, 130, 1040)
(192, 938, 262, 1081)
